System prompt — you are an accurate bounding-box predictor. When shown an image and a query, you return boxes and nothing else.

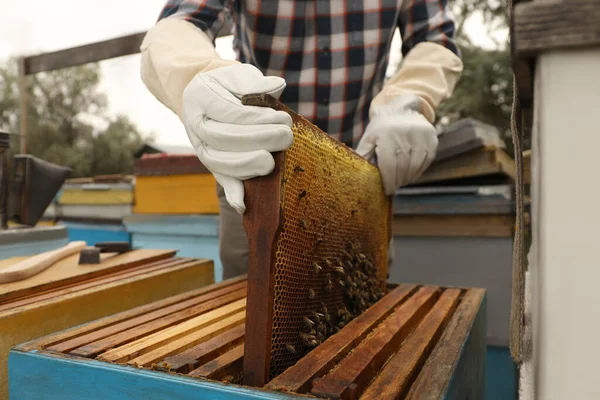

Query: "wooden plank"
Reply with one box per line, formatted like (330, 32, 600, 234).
(266, 283, 418, 393)
(19, 275, 246, 352)
(70, 290, 247, 358)
(415, 147, 516, 185)
(0, 249, 176, 302)
(360, 288, 462, 400)
(23, 32, 147, 75)
(0, 258, 194, 313)
(98, 299, 246, 363)
(0, 241, 86, 284)
(513, 0, 600, 59)
(188, 344, 245, 380)
(134, 154, 210, 176)
(158, 324, 245, 373)
(392, 214, 516, 238)
(241, 141, 283, 386)
(310, 286, 440, 400)
(48, 280, 246, 354)
(126, 311, 246, 367)
(406, 289, 486, 399)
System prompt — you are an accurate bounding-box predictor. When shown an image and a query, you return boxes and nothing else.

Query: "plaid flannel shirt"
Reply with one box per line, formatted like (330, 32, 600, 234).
(158, 0, 459, 148)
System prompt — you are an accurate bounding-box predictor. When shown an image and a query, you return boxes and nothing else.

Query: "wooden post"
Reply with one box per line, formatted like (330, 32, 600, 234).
(513, 0, 600, 397)
(18, 57, 27, 154)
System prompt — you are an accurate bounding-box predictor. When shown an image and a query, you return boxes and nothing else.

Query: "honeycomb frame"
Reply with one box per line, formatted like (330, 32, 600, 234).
(241, 94, 392, 387)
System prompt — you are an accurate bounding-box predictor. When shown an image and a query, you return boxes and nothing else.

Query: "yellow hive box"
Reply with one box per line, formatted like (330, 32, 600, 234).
(134, 174, 219, 214)
(0, 249, 214, 399)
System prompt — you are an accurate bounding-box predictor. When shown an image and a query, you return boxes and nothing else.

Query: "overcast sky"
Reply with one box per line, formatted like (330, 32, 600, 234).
(0, 0, 507, 147)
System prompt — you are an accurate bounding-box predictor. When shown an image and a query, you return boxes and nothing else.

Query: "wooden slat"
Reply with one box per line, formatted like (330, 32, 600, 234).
(158, 324, 245, 373)
(406, 288, 486, 399)
(513, 0, 600, 59)
(360, 289, 462, 400)
(0, 258, 194, 313)
(98, 299, 246, 363)
(310, 286, 440, 400)
(71, 291, 247, 359)
(127, 311, 246, 367)
(19, 275, 247, 352)
(266, 283, 418, 393)
(0, 249, 176, 303)
(188, 344, 245, 380)
(48, 281, 246, 354)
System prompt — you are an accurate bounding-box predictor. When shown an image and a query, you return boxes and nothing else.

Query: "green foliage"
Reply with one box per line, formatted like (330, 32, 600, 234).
(435, 0, 514, 154)
(0, 58, 151, 177)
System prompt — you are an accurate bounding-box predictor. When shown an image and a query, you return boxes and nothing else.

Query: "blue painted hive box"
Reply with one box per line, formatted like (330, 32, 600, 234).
(10, 276, 486, 400)
(124, 214, 222, 282)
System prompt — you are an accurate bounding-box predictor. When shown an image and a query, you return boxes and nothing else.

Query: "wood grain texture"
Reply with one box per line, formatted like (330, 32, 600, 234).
(513, 0, 600, 58)
(98, 299, 246, 363)
(188, 344, 245, 380)
(311, 286, 440, 400)
(19, 275, 246, 352)
(406, 288, 486, 399)
(0, 249, 176, 302)
(49, 281, 246, 354)
(0, 258, 195, 313)
(241, 101, 284, 387)
(75, 293, 247, 360)
(266, 283, 417, 393)
(360, 289, 461, 400)
(126, 311, 246, 367)
(158, 324, 245, 373)
(0, 241, 86, 284)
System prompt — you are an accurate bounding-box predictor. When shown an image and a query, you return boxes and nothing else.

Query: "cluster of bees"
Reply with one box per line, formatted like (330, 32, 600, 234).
(285, 240, 385, 356)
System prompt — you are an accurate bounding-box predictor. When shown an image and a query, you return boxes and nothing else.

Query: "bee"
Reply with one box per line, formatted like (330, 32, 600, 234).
(299, 220, 307, 229)
(316, 238, 324, 245)
(294, 165, 306, 173)
(298, 189, 307, 199)
(308, 289, 316, 299)
(303, 316, 315, 328)
(320, 302, 328, 314)
(285, 344, 297, 354)
(351, 209, 358, 216)
(324, 259, 333, 269)
(312, 262, 322, 274)
(332, 266, 345, 275)
(338, 280, 346, 287)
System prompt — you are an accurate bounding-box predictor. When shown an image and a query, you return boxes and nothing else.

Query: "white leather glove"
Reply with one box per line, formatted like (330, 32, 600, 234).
(356, 95, 438, 195)
(181, 63, 294, 214)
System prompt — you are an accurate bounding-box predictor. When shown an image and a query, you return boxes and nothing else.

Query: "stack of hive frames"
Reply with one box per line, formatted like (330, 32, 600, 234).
(241, 94, 392, 386)
(15, 276, 486, 400)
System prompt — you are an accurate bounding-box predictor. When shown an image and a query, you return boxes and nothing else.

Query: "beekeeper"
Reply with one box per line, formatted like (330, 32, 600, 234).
(140, 0, 463, 279)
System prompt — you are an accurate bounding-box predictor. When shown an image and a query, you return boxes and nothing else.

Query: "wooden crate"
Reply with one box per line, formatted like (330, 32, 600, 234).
(10, 277, 486, 399)
(0, 250, 214, 400)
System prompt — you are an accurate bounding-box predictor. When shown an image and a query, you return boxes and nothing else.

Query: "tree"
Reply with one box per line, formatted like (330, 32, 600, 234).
(0, 58, 152, 177)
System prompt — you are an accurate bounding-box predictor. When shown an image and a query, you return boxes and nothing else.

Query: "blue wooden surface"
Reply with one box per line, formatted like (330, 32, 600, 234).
(60, 221, 131, 246)
(0, 238, 68, 260)
(125, 215, 222, 282)
(486, 346, 518, 400)
(9, 350, 299, 400)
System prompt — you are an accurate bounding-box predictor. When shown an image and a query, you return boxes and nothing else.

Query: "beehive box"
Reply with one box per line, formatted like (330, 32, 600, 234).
(0, 249, 214, 400)
(133, 154, 219, 214)
(9, 276, 486, 400)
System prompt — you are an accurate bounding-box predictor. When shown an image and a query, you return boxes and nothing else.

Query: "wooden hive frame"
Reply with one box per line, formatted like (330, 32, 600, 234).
(240, 94, 392, 386)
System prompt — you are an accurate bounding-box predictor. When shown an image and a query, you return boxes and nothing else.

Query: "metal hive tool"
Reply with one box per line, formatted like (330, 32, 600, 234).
(241, 94, 392, 386)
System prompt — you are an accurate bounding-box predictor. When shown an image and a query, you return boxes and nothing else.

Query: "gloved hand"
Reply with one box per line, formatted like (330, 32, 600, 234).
(181, 63, 294, 214)
(356, 94, 438, 195)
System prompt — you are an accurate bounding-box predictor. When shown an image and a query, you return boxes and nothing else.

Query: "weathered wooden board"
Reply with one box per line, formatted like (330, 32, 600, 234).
(0, 249, 176, 302)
